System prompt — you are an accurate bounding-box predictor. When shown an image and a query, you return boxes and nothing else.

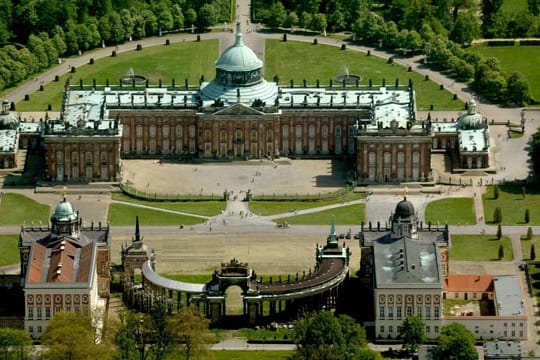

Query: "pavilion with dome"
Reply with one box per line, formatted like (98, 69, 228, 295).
(431, 98, 491, 171)
(18, 195, 111, 338)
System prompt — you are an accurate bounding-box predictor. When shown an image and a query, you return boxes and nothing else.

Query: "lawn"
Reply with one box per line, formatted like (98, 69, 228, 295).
(212, 351, 294, 360)
(527, 263, 540, 303)
(501, 0, 528, 14)
(15, 40, 219, 111)
(274, 203, 365, 225)
(112, 193, 226, 216)
(482, 184, 540, 225)
(424, 197, 476, 225)
(0, 235, 20, 266)
(467, 43, 540, 101)
(249, 192, 364, 216)
(450, 235, 513, 261)
(520, 235, 540, 260)
(0, 193, 50, 225)
(107, 203, 205, 226)
(265, 40, 462, 111)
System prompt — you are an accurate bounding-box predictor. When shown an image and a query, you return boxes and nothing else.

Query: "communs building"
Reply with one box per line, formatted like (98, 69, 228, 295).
(2, 23, 492, 183)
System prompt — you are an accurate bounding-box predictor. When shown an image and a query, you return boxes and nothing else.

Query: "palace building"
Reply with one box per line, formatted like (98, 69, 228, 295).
(1, 23, 492, 183)
(19, 196, 111, 338)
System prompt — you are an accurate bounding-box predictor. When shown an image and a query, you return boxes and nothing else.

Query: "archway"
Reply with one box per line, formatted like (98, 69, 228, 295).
(225, 285, 244, 315)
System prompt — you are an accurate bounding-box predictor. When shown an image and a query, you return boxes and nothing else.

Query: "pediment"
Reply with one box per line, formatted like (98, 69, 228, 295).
(213, 103, 264, 116)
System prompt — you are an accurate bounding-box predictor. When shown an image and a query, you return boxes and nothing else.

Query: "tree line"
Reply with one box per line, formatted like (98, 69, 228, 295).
(254, 0, 533, 105)
(0, 0, 231, 91)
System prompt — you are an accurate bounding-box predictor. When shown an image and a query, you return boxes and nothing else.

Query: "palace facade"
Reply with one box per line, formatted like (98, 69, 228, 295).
(1, 23, 492, 183)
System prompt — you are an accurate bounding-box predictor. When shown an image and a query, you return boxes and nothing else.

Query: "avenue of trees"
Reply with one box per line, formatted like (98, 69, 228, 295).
(0, 0, 231, 91)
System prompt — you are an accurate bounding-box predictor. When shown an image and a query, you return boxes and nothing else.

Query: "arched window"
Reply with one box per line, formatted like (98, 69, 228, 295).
(251, 130, 258, 142)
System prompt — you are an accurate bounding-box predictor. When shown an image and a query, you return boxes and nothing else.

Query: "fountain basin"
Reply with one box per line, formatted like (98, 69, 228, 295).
(334, 74, 361, 84)
(119, 74, 147, 84)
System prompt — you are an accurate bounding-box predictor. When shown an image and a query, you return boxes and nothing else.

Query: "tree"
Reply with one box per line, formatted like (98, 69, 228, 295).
(498, 244, 504, 260)
(198, 4, 217, 30)
(299, 12, 312, 29)
(525, 209, 530, 224)
(434, 323, 478, 360)
(149, 303, 172, 360)
(496, 223, 502, 239)
(531, 128, 540, 177)
(184, 8, 197, 27)
(529, 0, 540, 16)
(399, 315, 425, 354)
(0, 328, 31, 359)
(266, 2, 287, 28)
(168, 305, 213, 360)
(531, 244, 536, 260)
(493, 207, 502, 223)
(171, 5, 184, 30)
(481, 0, 503, 37)
(285, 11, 299, 29)
(310, 13, 327, 33)
(528, 226, 534, 240)
(292, 311, 378, 360)
(450, 12, 480, 45)
(506, 72, 531, 106)
(493, 184, 499, 199)
(41, 311, 115, 360)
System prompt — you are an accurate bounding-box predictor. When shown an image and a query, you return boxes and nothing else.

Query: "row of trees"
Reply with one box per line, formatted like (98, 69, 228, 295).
(0, 0, 230, 92)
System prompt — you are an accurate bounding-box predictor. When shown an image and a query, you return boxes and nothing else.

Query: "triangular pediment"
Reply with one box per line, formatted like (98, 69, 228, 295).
(213, 103, 264, 116)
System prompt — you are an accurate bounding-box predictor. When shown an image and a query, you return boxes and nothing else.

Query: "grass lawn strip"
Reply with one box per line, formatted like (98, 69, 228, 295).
(15, 40, 219, 111)
(0, 235, 20, 266)
(212, 351, 294, 360)
(112, 193, 225, 216)
(107, 203, 204, 226)
(520, 235, 540, 261)
(424, 197, 476, 225)
(482, 184, 540, 225)
(450, 235, 513, 261)
(265, 40, 461, 111)
(527, 263, 540, 305)
(274, 204, 365, 225)
(0, 193, 50, 226)
(249, 192, 364, 216)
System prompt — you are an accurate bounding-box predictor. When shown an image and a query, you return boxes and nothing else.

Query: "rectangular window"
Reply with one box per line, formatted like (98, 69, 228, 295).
(28, 307, 33, 320)
(380, 325, 385, 333)
(434, 306, 440, 319)
(473, 292, 477, 299)
(397, 306, 402, 319)
(389, 325, 393, 333)
(379, 306, 385, 319)
(406, 306, 412, 317)
(512, 331, 515, 337)
(45, 307, 51, 319)
(37, 326, 42, 334)
(28, 326, 33, 334)
(426, 326, 430, 333)
(417, 305, 422, 318)
(504, 330, 507, 337)
(434, 326, 439, 334)
(37, 307, 42, 319)
(520, 331, 524, 337)
(388, 306, 394, 319)
(425, 305, 431, 319)
(454, 292, 458, 299)
(55, 306, 61, 314)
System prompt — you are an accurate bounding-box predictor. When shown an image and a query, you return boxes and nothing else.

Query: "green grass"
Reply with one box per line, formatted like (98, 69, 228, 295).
(520, 235, 540, 260)
(0, 193, 50, 225)
(212, 351, 294, 360)
(424, 197, 476, 225)
(112, 193, 226, 216)
(0, 235, 20, 266)
(274, 203, 365, 225)
(249, 192, 364, 216)
(161, 273, 213, 283)
(265, 40, 461, 111)
(501, 0, 528, 13)
(107, 203, 204, 226)
(467, 44, 540, 101)
(238, 328, 293, 341)
(482, 184, 540, 225)
(527, 263, 540, 303)
(450, 235, 513, 261)
(15, 40, 219, 111)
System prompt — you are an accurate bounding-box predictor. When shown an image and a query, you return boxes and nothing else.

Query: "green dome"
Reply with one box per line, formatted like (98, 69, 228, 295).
(458, 99, 483, 130)
(52, 199, 77, 222)
(215, 23, 262, 72)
